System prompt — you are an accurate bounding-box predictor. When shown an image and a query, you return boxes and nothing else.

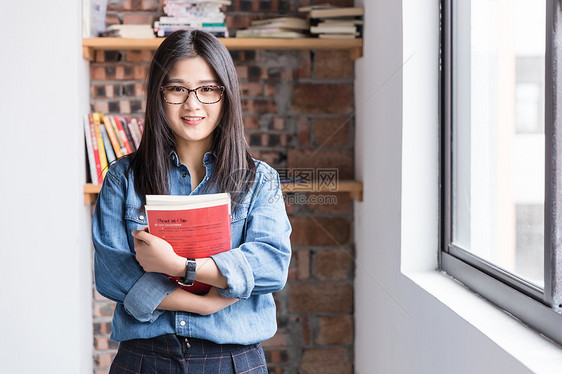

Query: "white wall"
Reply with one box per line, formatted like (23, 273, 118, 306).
(354, 1, 562, 373)
(0, 1, 92, 373)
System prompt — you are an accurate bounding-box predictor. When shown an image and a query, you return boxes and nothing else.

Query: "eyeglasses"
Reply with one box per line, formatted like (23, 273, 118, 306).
(160, 85, 225, 105)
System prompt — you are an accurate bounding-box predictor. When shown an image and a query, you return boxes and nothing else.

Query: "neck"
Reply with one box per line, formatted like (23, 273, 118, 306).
(175, 137, 212, 173)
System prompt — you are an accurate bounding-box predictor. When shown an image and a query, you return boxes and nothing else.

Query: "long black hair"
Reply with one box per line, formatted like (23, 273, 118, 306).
(131, 30, 256, 208)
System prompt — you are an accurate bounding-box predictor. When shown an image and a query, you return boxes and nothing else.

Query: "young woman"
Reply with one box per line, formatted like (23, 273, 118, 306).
(92, 30, 292, 373)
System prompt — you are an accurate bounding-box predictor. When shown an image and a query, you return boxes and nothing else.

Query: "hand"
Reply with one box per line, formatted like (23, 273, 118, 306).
(199, 287, 240, 315)
(132, 227, 185, 276)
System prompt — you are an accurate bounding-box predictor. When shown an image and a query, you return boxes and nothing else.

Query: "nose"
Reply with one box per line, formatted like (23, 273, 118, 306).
(182, 91, 201, 109)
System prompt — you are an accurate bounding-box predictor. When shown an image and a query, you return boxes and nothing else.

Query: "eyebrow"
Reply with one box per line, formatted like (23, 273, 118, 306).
(164, 78, 219, 85)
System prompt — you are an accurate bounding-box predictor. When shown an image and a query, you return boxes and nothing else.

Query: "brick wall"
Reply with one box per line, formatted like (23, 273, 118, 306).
(91, 1, 355, 373)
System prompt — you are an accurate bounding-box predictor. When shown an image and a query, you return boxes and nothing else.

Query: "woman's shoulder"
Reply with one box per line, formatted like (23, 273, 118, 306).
(252, 158, 279, 182)
(103, 156, 134, 186)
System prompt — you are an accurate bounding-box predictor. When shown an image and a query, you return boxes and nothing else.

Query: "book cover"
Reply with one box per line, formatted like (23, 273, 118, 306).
(92, 113, 109, 181)
(103, 115, 124, 158)
(83, 114, 99, 185)
(145, 193, 232, 294)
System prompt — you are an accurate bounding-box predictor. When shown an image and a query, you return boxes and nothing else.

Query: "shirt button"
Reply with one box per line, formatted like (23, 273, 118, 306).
(182, 173, 187, 178)
(139, 215, 145, 220)
(180, 320, 186, 327)
(205, 177, 209, 181)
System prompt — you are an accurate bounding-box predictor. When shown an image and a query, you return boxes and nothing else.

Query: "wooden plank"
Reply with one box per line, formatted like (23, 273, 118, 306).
(83, 180, 364, 204)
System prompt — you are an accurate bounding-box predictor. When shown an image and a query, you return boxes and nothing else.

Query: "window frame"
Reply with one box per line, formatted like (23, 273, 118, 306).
(441, 0, 562, 346)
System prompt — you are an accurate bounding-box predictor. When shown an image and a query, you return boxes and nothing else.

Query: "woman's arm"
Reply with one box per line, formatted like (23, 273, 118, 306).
(132, 228, 228, 289)
(158, 287, 237, 315)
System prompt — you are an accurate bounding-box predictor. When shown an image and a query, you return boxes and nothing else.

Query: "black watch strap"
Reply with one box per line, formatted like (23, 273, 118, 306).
(178, 258, 196, 286)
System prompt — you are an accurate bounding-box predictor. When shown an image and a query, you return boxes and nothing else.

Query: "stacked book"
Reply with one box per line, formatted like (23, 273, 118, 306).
(153, 0, 230, 37)
(83, 113, 144, 185)
(300, 6, 364, 39)
(235, 17, 308, 38)
(103, 24, 155, 38)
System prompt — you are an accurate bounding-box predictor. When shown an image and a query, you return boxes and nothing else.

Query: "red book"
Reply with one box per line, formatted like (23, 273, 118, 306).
(113, 116, 134, 154)
(88, 113, 103, 184)
(145, 193, 232, 294)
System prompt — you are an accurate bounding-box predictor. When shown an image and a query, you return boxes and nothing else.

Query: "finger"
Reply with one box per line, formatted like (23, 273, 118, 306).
(132, 229, 152, 243)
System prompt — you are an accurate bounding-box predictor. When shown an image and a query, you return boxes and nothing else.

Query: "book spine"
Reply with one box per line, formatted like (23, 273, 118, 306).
(83, 114, 99, 185)
(93, 113, 108, 181)
(100, 123, 116, 164)
(103, 115, 123, 159)
(88, 114, 103, 184)
(114, 115, 134, 154)
(119, 116, 137, 152)
(128, 117, 142, 149)
(109, 116, 127, 155)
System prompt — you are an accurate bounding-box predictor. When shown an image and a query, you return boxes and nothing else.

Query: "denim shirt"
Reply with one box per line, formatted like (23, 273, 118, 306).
(92, 151, 292, 344)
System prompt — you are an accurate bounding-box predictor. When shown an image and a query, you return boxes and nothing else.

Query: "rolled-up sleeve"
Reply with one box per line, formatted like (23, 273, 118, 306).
(92, 166, 177, 323)
(212, 169, 292, 299)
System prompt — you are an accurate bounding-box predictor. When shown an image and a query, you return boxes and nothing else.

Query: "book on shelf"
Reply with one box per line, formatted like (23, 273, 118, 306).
(100, 124, 116, 164)
(249, 17, 308, 30)
(235, 28, 307, 38)
(300, 5, 364, 39)
(103, 24, 156, 38)
(92, 113, 109, 181)
(83, 113, 144, 184)
(84, 114, 99, 185)
(309, 7, 364, 18)
(145, 193, 232, 294)
(157, 0, 230, 36)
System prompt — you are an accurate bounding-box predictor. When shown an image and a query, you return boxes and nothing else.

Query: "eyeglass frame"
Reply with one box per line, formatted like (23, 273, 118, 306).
(160, 85, 226, 105)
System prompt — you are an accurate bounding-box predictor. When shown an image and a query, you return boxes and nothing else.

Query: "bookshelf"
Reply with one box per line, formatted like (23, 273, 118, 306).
(83, 181, 363, 204)
(82, 37, 364, 204)
(82, 37, 363, 60)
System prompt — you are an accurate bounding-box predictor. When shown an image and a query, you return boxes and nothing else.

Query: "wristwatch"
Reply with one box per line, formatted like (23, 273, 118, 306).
(178, 258, 197, 286)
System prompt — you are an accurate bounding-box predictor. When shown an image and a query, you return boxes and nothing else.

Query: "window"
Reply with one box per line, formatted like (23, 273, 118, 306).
(442, 0, 562, 345)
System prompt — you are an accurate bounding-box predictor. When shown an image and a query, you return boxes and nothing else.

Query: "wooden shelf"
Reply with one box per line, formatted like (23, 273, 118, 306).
(83, 180, 363, 204)
(82, 37, 363, 61)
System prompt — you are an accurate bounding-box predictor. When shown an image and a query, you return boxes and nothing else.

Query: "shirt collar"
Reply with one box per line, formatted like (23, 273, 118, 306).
(169, 150, 217, 168)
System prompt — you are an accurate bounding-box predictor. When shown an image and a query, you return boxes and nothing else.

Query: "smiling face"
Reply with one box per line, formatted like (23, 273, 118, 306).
(162, 56, 224, 153)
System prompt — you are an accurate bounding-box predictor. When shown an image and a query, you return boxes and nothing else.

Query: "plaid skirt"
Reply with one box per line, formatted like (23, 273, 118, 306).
(109, 334, 268, 374)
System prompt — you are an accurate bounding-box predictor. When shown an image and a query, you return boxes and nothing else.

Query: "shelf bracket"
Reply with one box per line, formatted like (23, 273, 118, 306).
(83, 46, 94, 61)
(349, 46, 363, 60)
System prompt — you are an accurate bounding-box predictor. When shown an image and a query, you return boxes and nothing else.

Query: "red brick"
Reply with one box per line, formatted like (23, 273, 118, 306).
(295, 51, 312, 79)
(291, 83, 353, 114)
(126, 49, 154, 62)
(287, 149, 353, 179)
(94, 336, 110, 350)
(93, 101, 109, 114)
(243, 116, 260, 129)
(134, 83, 145, 97)
(264, 83, 276, 97)
(297, 117, 310, 146)
(94, 352, 114, 367)
(91, 66, 106, 81)
(236, 66, 248, 79)
(240, 81, 263, 96)
(301, 315, 312, 345)
(225, 14, 252, 30)
(107, 0, 132, 11)
(305, 192, 353, 215)
(273, 118, 285, 130)
(297, 249, 310, 279)
(246, 98, 276, 114)
(314, 249, 353, 280)
(300, 348, 352, 374)
(105, 13, 121, 28)
(141, 0, 160, 10)
(134, 65, 148, 80)
(314, 50, 353, 79)
(94, 302, 116, 317)
(317, 315, 353, 345)
(312, 116, 351, 147)
(123, 13, 154, 25)
(288, 283, 353, 313)
(290, 216, 351, 247)
(266, 349, 289, 364)
(262, 333, 287, 347)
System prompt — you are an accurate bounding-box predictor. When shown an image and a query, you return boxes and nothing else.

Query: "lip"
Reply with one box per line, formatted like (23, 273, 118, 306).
(181, 116, 204, 126)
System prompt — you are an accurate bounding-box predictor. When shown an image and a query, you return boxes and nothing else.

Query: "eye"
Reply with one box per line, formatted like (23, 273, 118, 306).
(166, 86, 186, 93)
(200, 86, 217, 93)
